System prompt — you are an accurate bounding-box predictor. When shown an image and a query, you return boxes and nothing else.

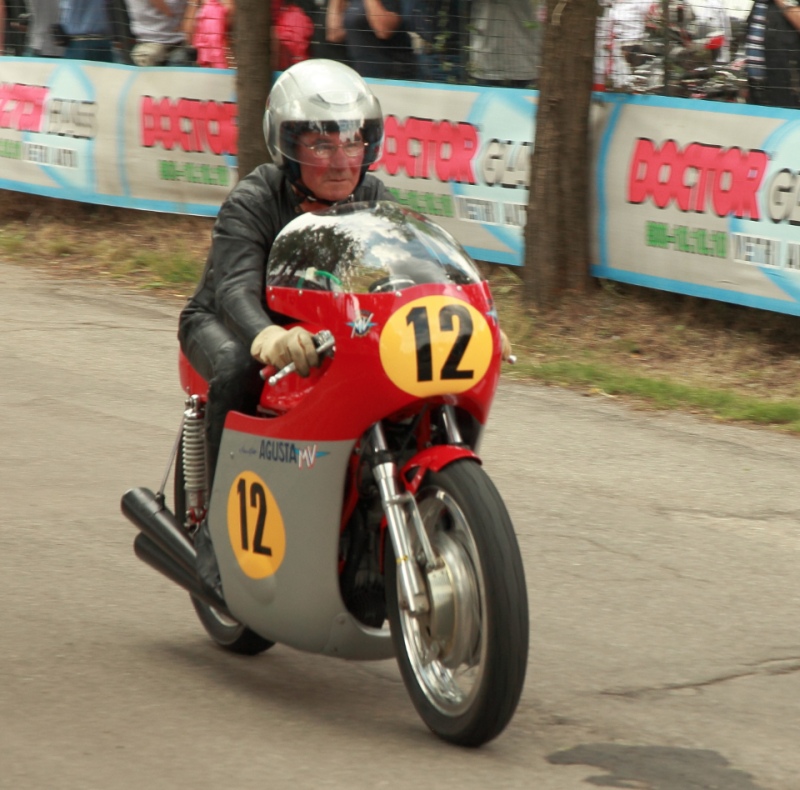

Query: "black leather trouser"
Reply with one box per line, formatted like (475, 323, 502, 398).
(178, 313, 264, 490)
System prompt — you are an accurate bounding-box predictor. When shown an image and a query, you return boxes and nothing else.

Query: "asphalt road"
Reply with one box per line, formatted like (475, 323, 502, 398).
(1, 261, 798, 790)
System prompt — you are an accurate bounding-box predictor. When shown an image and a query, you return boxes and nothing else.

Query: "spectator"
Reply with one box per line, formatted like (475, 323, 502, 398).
(744, 0, 769, 102)
(767, 0, 800, 107)
(186, 0, 234, 68)
(24, 0, 64, 56)
(273, 0, 314, 70)
(126, 0, 191, 66)
(402, 0, 464, 82)
(468, 0, 542, 88)
(4, 0, 31, 55)
(597, 0, 654, 89)
(107, 0, 136, 63)
(691, 0, 732, 63)
(300, 0, 351, 64)
(57, 0, 115, 62)
(326, 0, 416, 79)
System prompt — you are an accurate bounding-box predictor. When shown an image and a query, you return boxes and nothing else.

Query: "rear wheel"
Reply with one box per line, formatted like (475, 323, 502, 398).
(175, 435, 274, 656)
(385, 460, 528, 746)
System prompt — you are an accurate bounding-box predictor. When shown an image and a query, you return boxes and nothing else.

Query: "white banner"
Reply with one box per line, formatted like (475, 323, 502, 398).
(3, 57, 800, 314)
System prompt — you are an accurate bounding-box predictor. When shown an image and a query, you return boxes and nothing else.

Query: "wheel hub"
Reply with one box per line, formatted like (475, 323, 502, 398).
(424, 532, 480, 669)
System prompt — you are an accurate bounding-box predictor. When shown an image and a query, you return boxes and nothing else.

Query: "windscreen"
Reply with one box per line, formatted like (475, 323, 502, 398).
(266, 201, 483, 294)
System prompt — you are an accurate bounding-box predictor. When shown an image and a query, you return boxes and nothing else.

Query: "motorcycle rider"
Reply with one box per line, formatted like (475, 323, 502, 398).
(178, 58, 510, 588)
(179, 58, 389, 502)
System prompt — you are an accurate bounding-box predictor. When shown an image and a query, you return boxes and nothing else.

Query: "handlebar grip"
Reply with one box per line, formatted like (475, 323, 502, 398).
(264, 329, 336, 386)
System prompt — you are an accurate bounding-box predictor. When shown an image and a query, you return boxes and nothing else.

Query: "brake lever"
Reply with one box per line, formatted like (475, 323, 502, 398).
(264, 329, 336, 386)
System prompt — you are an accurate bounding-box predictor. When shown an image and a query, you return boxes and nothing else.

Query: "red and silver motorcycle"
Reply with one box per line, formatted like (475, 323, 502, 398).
(121, 200, 529, 746)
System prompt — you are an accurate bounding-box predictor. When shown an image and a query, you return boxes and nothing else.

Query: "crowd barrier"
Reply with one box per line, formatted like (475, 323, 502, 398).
(1, 57, 800, 315)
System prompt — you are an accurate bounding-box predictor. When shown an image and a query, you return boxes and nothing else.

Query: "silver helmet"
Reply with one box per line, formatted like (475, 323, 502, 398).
(263, 59, 384, 193)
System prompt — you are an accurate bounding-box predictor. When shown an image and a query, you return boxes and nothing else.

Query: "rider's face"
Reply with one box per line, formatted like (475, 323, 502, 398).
(297, 131, 365, 203)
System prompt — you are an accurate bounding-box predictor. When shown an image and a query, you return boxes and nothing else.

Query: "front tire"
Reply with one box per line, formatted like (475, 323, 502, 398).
(175, 435, 274, 656)
(385, 459, 529, 747)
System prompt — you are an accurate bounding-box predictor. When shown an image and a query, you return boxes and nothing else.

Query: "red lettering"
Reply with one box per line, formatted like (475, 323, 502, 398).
(375, 115, 478, 185)
(0, 83, 47, 132)
(626, 137, 766, 220)
(628, 138, 654, 204)
(140, 95, 237, 156)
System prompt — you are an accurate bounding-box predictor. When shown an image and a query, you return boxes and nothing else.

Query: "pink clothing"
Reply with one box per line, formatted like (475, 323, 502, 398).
(193, 0, 230, 69)
(274, 4, 313, 70)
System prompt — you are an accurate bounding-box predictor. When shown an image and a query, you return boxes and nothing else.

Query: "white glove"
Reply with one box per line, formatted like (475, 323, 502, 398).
(250, 325, 319, 377)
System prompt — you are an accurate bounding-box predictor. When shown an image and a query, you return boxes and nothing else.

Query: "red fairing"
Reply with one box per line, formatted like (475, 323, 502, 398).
(221, 280, 502, 442)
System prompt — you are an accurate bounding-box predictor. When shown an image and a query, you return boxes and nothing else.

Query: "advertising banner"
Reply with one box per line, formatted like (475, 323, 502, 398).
(3, 57, 800, 314)
(595, 94, 800, 316)
(0, 58, 538, 265)
(368, 80, 537, 266)
(0, 58, 236, 213)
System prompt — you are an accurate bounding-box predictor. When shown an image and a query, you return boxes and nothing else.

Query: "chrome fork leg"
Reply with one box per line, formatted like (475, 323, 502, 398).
(368, 423, 437, 616)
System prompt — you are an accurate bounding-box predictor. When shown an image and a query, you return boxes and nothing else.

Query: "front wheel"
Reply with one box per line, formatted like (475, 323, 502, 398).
(385, 460, 529, 746)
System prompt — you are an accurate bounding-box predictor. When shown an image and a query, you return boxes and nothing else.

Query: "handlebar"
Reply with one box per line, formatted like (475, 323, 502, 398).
(262, 329, 336, 386)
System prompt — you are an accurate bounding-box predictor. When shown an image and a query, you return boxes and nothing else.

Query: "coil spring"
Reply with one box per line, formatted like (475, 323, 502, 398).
(182, 398, 207, 495)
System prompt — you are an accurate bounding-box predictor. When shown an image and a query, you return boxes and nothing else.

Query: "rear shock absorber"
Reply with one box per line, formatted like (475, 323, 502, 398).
(182, 395, 207, 527)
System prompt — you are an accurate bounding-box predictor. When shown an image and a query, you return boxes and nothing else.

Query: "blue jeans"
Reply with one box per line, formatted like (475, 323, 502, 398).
(64, 37, 114, 63)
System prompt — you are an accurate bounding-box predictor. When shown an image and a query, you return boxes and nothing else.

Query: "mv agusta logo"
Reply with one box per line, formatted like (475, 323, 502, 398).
(347, 310, 377, 338)
(257, 440, 327, 470)
(627, 138, 768, 220)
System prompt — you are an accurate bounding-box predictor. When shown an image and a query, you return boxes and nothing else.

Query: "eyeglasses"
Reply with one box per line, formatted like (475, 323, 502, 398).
(301, 140, 367, 160)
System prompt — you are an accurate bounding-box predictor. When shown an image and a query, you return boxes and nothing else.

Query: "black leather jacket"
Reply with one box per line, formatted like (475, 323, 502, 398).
(179, 163, 392, 348)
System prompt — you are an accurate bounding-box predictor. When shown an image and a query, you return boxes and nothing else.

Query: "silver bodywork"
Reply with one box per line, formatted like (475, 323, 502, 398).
(208, 426, 394, 660)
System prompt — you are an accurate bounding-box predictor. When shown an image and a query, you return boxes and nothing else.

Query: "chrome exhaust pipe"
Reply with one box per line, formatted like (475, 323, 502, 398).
(121, 486, 233, 618)
(121, 487, 197, 575)
(133, 533, 232, 618)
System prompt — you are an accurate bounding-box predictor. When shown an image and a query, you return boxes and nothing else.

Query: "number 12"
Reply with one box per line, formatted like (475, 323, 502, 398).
(406, 304, 474, 383)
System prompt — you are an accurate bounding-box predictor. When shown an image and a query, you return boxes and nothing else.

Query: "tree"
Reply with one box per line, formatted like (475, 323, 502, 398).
(234, 0, 272, 178)
(523, 0, 599, 309)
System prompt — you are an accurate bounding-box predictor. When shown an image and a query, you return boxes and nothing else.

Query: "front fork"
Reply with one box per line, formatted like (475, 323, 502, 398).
(367, 406, 465, 616)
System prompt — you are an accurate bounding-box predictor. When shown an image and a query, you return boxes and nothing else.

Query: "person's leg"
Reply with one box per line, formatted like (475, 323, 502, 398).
(180, 314, 263, 491)
(179, 314, 263, 591)
(762, 4, 799, 107)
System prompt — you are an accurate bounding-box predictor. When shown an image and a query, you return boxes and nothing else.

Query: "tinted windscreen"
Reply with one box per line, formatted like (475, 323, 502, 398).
(267, 201, 483, 294)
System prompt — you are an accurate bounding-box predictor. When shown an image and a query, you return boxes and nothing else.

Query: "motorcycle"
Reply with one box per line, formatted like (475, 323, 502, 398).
(121, 200, 529, 747)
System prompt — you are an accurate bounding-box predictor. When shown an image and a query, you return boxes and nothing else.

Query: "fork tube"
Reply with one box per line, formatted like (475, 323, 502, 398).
(368, 423, 430, 615)
(441, 405, 464, 445)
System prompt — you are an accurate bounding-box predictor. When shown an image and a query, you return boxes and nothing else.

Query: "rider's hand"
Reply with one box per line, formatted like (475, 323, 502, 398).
(251, 325, 319, 377)
(500, 329, 512, 362)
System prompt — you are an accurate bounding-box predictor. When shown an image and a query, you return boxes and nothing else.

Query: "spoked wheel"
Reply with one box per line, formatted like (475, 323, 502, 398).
(175, 436, 274, 656)
(385, 460, 529, 746)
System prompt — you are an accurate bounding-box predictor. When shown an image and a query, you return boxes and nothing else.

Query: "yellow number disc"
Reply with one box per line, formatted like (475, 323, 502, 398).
(226, 471, 286, 579)
(379, 295, 493, 397)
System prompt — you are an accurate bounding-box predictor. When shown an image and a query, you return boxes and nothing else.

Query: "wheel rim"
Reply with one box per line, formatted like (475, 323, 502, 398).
(396, 486, 487, 717)
(205, 604, 241, 629)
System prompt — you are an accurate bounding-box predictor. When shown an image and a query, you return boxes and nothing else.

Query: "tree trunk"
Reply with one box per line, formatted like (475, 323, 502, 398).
(234, 0, 272, 179)
(523, 0, 598, 309)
